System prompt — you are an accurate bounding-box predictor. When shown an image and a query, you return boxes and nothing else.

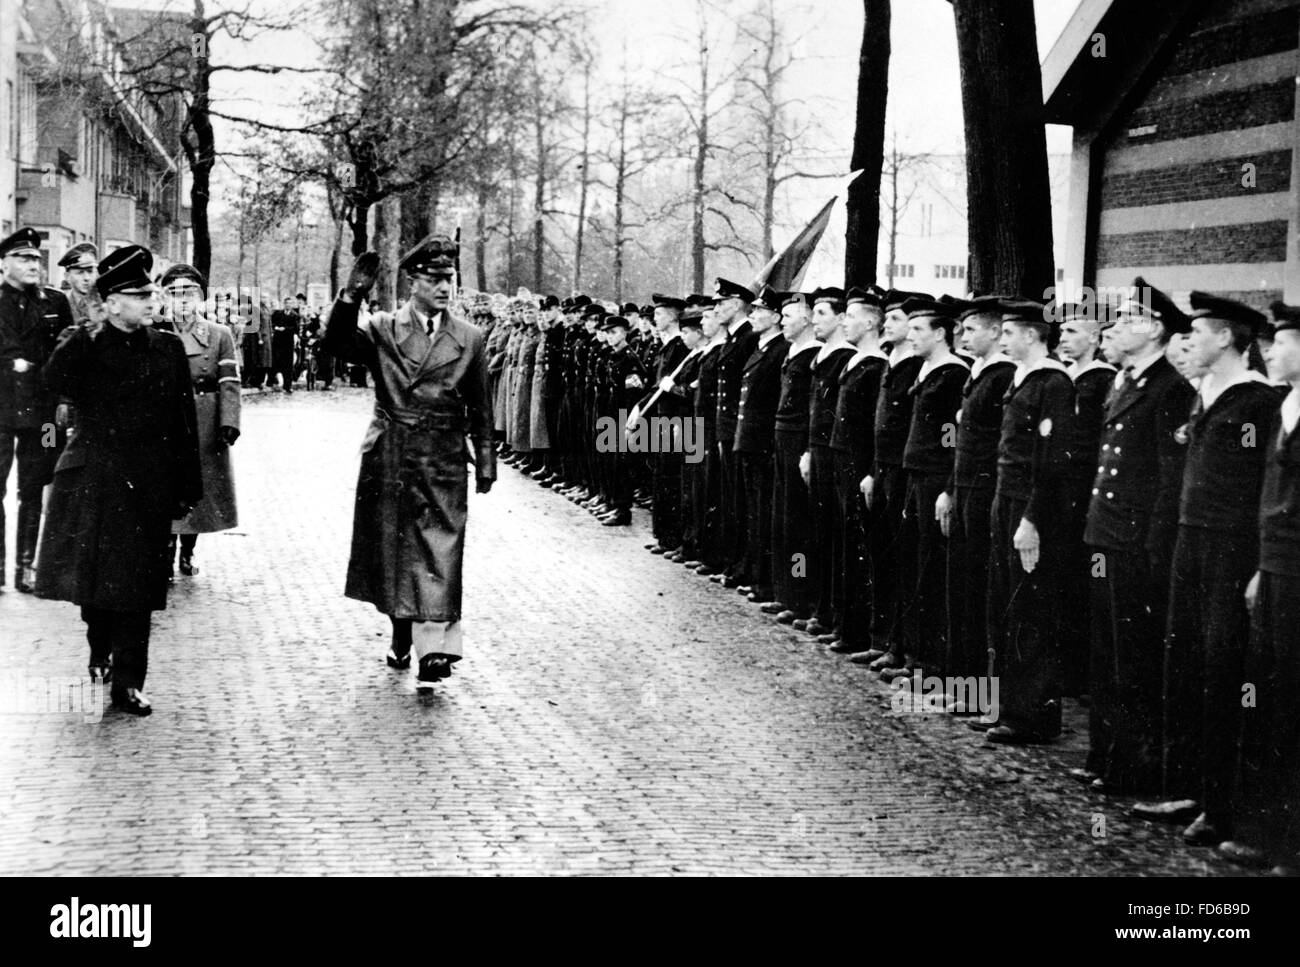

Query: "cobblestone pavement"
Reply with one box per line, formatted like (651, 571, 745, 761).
(0, 387, 1244, 875)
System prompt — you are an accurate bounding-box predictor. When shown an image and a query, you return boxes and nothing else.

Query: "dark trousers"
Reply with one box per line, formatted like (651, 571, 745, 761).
(697, 429, 724, 568)
(652, 451, 686, 550)
(717, 444, 745, 575)
(946, 485, 994, 680)
(82, 607, 152, 691)
(807, 445, 840, 628)
(1163, 526, 1256, 821)
(1, 427, 54, 574)
(1087, 545, 1169, 792)
(680, 452, 702, 559)
(739, 450, 775, 594)
(1059, 479, 1094, 696)
(871, 463, 910, 651)
(771, 429, 811, 615)
(833, 452, 871, 650)
(1239, 570, 1300, 858)
(896, 470, 950, 672)
(988, 493, 1065, 737)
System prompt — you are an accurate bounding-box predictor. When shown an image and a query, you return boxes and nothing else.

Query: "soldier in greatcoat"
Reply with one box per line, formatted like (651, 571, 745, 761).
(159, 264, 241, 578)
(0, 227, 74, 593)
(324, 237, 495, 689)
(35, 245, 202, 716)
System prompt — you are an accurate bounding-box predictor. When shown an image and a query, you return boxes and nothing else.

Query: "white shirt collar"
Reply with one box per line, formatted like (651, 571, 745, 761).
(727, 317, 748, 337)
(1067, 357, 1117, 381)
(1126, 347, 1164, 380)
(844, 346, 887, 372)
(888, 344, 913, 367)
(758, 328, 782, 348)
(787, 339, 823, 359)
(1012, 354, 1068, 387)
(1199, 367, 1269, 410)
(1282, 386, 1300, 436)
(970, 352, 1012, 380)
(916, 352, 969, 383)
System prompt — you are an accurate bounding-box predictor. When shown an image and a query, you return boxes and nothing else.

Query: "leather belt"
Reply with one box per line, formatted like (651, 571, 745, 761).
(375, 405, 465, 433)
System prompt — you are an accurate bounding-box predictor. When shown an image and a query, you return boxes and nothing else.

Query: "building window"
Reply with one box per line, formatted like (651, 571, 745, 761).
(888, 264, 914, 279)
(935, 264, 966, 280)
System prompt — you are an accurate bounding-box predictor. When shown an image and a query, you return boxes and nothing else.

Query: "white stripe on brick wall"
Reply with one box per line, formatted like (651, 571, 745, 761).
(1144, 50, 1298, 106)
(1098, 192, 1290, 235)
(1104, 122, 1294, 174)
(1096, 262, 1287, 294)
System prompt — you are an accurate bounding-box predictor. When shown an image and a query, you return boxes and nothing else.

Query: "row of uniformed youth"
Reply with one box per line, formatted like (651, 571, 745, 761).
(0, 229, 241, 716)
(470, 275, 1300, 876)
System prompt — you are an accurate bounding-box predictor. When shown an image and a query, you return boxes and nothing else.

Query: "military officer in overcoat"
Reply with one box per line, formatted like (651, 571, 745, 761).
(159, 264, 241, 578)
(35, 245, 202, 715)
(325, 236, 495, 689)
(0, 227, 74, 593)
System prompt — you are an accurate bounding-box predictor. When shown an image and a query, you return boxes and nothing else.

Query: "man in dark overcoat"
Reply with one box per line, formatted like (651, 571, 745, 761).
(325, 236, 495, 689)
(35, 245, 202, 716)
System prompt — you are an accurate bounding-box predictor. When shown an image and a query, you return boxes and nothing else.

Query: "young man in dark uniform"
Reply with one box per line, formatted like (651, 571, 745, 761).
(595, 315, 647, 526)
(1230, 300, 1300, 874)
(768, 293, 822, 624)
(663, 309, 707, 564)
(1156, 293, 1279, 850)
(982, 299, 1077, 744)
(733, 286, 788, 603)
(1083, 280, 1195, 794)
(860, 291, 925, 670)
(35, 245, 201, 715)
(827, 287, 889, 655)
(1057, 301, 1117, 698)
(936, 296, 1015, 696)
(0, 227, 74, 592)
(798, 287, 855, 639)
(892, 297, 968, 682)
(644, 294, 690, 554)
(712, 279, 760, 586)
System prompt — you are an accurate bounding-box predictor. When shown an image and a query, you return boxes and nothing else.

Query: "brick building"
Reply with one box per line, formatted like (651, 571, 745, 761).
(1044, 0, 1299, 310)
(3, 0, 188, 282)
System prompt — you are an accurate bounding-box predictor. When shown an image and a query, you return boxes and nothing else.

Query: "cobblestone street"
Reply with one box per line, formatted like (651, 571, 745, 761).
(0, 388, 1241, 875)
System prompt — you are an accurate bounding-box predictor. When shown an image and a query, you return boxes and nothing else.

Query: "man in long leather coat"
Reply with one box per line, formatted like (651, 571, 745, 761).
(325, 235, 495, 690)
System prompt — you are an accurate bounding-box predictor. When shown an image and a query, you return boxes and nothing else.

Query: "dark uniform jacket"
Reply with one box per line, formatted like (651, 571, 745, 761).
(1178, 376, 1281, 533)
(715, 320, 759, 446)
(873, 352, 924, 471)
(1260, 392, 1300, 578)
(950, 355, 1015, 491)
(829, 350, 887, 482)
(606, 344, 649, 415)
(0, 281, 74, 429)
(808, 345, 855, 450)
(647, 333, 690, 420)
(995, 359, 1077, 528)
(270, 309, 298, 366)
(902, 357, 969, 476)
(775, 343, 822, 449)
(734, 333, 789, 454)
(1084, 355, 1195, 567)
(36, 323, 201, 611)
(1068, 359, 1117, 489)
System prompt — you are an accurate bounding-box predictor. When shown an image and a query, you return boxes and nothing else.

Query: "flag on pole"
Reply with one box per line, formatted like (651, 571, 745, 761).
(750, 197, 836, 293)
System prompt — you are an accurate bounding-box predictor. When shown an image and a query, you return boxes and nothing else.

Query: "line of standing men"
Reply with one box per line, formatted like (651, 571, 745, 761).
(480, 273, 1300, 876)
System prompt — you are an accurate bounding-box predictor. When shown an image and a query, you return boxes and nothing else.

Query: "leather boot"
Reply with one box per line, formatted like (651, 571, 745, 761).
(15, 501, 39, 593)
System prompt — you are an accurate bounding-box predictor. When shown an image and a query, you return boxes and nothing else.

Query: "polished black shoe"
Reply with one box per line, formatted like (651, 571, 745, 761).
(747, 590, 775, 603)
(774, 610, 797, 624)
(666, 552, 685, 563)
(804, 618, 829, 636)
(868, 652, 902, 672)
(695, 565, 719, 576)
(179, 555, 199, 577)
(879, 665, 913, 683)
(1182, 812, 1226, 847)
(111, 688, 153, 717)
(88, 663, 113, 685)
(386, 649, 411, 670)
(1129, 799, 1200, 824)
(792, 618, 811, 631)
(721, 574, 741, 589)
(416, 654, 453, 690)
(966, 715, 999, 732)
(708, 573, 724, 583)
(601, 512, 632, 526)
(829, 640, 865, 653)
(1067, 767, 1100, 785)
(682, 560, 703, 569)
(847, 650, 880, 665)
(16, 565, 36, 594)
(759, 601, 787, 614)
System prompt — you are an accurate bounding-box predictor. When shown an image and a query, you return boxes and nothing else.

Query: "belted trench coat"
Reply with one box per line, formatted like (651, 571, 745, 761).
(325, 298, 496, 622)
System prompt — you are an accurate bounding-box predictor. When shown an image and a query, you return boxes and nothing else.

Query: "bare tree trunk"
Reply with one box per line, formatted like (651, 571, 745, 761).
(187, 0, 216, 279)
(573, 54, 592, 295)
(474, 183, 489, 292)
(329, 214, 344, 296)
(532, 58, 547, 294)
(952, 0, 1054, 298)
(888, 140, 899, 287)
(691, 16, 708, 294)
(845, 0, 889, 289)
